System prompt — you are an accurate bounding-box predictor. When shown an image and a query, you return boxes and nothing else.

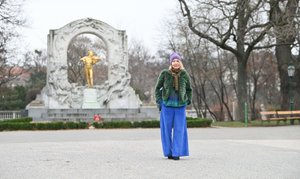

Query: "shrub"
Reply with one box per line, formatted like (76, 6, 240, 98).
(93, 122, 103, 128)
(139, 120, 160, 128)
(187, 119, 212, 127)
(132, 121, 141, 128)
(0, 122, 33, 131)
(0, 117, 32, 123)
(34, 123, 49, 130)
(0, 120, 89, 131)
(102, 121, 132, 128)
(77, 122, 89, 129)
(186, 117, 196, 120)
(0, 117, 212, 131)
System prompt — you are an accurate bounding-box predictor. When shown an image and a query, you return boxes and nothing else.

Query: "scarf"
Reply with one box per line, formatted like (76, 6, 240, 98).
(170, 68, 181, 91)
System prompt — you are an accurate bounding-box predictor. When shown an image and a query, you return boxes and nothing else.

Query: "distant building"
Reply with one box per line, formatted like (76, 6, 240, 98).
(2, 67, 31, 87)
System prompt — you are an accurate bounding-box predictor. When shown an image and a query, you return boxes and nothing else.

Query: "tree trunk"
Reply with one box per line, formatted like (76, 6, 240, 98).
(276, 42, 291, 110)
(271, 0, 300, 110)
(236, 58, 248, 121)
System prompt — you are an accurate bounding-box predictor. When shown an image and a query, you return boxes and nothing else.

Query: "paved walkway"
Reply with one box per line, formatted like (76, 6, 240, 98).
(0, 126, 300, 179)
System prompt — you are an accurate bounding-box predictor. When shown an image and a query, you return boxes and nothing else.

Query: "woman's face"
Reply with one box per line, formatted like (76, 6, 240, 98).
(171, 59, 181, 69)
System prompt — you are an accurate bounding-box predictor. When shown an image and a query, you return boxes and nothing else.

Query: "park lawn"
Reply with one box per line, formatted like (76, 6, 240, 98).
(212, 120, 300, 127)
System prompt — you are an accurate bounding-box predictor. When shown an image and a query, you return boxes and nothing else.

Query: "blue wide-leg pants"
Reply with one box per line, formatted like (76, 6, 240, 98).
(160, 104, 189, 157)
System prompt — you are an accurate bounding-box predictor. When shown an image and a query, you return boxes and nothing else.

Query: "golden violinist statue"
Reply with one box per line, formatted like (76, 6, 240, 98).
(80, 50, 101, 88)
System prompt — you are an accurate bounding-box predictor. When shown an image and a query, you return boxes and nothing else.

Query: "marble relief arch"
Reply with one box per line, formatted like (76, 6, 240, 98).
(42, 18, 141, 109)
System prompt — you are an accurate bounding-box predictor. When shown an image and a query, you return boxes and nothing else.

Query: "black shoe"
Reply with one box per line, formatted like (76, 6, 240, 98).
(172, 156, 180, 160)
(167, 156, 173, 159)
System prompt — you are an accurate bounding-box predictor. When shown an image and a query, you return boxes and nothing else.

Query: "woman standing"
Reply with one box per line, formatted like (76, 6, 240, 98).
(155, 52, 192, 160)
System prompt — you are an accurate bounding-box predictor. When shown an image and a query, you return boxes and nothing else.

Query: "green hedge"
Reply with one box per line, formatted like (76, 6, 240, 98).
(0, 118, 89, 131)
(187, 119, 211, 127)
(93, 118, 212, 129)
(0, 117, 212, 131)
(102, 121, 132, 128)
(131, 120, 160, 128)
(0, 122, 34, 131)
(0, 117, 32, 123)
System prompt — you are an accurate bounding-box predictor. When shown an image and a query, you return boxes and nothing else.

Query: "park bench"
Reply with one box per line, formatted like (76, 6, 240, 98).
(260, 110, 300, 125)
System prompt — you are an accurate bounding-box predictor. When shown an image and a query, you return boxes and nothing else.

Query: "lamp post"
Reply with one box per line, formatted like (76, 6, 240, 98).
(288, 65, 295, 124)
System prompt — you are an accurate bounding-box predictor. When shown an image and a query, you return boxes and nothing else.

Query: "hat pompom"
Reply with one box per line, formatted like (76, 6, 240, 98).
(169, 52, 182, 63)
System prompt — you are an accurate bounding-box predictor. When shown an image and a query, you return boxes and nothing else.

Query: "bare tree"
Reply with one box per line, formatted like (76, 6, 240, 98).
(128, 39, 165, 104)
(270, 0, 300, 110)
(0, 0, 26, 87)
(23, 49, 47, 88)
(24, 49, 47, 72)
(208, 49, 236, 121)
(178, 0, 273, 120)
(247, 51, 279, 119)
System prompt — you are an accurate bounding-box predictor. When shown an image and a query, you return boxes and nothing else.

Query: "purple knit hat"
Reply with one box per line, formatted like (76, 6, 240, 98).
(169, 52, 182, 63)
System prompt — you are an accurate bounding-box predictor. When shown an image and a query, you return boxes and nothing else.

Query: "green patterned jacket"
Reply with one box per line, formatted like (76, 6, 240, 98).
(155, 69, 192, 106)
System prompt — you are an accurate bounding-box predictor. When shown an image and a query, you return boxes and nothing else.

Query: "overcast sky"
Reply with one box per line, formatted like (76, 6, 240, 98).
(21, 0, 178, 53)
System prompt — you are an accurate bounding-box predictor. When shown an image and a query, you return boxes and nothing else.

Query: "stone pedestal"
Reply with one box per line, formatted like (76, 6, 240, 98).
(82, 88, 100, 109)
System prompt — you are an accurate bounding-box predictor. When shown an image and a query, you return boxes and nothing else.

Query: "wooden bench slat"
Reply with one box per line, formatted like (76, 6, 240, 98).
(277, 111, 292, 115)
(269, 118, 286, 120)
(260, 111, 277, 115)
(260, 110, 300, 124)
(291, 111, 300, 114)
(286, 117, 300, 120)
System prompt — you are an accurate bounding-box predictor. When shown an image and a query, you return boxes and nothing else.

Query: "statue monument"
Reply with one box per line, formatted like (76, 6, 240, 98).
(26, 18, 159, 121)
(80, 50, 101, 88)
